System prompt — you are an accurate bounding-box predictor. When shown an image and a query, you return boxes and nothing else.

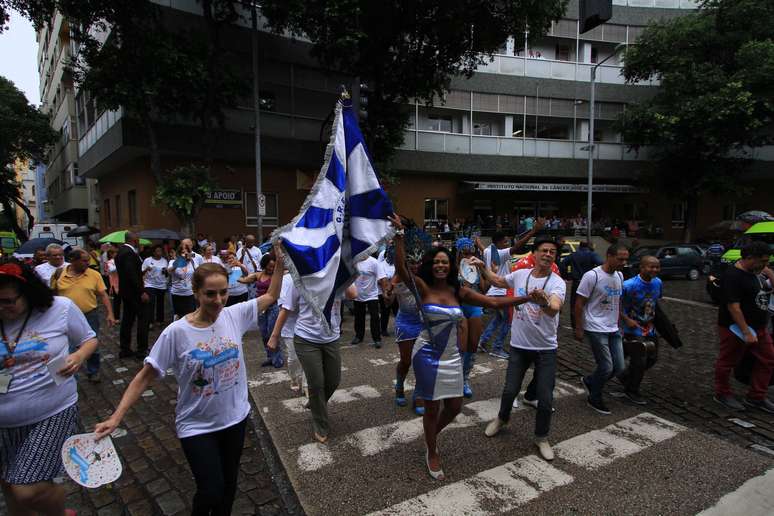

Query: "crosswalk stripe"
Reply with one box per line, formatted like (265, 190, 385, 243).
(697, 468, 774, 516)
(281, 385, 381, 414)
(369, 413, 684, 515)
(554, 412, 686, 469)
(295, 379, 584, 472)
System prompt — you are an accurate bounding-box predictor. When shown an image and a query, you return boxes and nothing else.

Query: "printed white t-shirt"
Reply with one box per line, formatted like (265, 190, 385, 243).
(145, 300, 259, 438)
(286, 281, 342, 344)
(201, 255, 223, 266)
(169, 261, 195, 296)
(237, 246, 262, 274)
(0, 297, 95, 427)
(142, 257, 169, 290)
(354, 257, 384, 302)
(277, 274, 299, 339)
(505, 269, 566, 350)
(484, 247, 512, 296)
(576, 265, 624, 333)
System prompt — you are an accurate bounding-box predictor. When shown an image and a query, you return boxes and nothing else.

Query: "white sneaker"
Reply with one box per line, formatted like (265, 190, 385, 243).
(512, 398, 520, 409)
(523, 397, 556, 413)
(535, 438, 554, 461)
(485, 418, 507, 437)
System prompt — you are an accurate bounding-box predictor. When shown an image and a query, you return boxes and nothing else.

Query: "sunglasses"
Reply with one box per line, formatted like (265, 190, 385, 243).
(203, 289, 229, 298)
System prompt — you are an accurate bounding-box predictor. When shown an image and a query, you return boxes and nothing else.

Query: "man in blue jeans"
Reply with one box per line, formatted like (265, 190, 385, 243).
(479, 222, 544, 359)
(574, 244, 629, 414)
(480, 237, 566, 461)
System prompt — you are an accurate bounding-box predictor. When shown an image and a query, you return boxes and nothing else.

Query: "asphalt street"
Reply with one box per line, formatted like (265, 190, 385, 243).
(246, 279, 774, 516)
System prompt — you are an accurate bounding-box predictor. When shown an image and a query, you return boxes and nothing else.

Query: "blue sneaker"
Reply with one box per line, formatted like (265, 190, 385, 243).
(463, 381, 473, 398)
(489, 349, 509, 360)
(414, 404, 425, 416)
(395, 385, 408, 407)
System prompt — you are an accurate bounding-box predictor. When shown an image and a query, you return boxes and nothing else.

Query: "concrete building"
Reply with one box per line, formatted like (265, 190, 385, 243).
(36, 11, 99, 226)
(72, 1, 771, 242)
(6, 159, 37, 230)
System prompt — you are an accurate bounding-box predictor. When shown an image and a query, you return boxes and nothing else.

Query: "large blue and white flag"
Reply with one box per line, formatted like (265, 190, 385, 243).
(272, 99, 395, 329)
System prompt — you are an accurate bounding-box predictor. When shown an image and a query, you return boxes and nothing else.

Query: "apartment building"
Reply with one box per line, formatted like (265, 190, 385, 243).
(36, 11, 98, 226)
(74, 0, 771, 241)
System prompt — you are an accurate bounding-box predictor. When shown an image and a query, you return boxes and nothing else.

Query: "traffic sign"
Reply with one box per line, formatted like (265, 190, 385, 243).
(258, 194, 266, 217)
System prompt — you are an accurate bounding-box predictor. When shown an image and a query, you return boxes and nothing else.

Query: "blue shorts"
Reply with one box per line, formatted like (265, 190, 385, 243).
(395, 310, 423, 342)
(461, 305, 483, 318)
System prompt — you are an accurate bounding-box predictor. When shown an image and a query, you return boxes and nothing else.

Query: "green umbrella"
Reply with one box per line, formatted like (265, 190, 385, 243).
(99, 230, 152, 246)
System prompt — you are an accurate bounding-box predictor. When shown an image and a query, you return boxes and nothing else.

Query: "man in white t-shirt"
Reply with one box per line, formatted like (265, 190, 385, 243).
(236, 235, 262, 299)
(181, 238, 204, 269)
(351, 255, 388, 348)
(377, 246, 396, 337)
(479, 221, 546, 359)
(574, 243, 629, 415)
(34, 243, 66, 285)
(479, 237, 565, 461)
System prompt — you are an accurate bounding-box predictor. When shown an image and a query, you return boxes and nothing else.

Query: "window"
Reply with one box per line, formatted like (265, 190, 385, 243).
(72, 163, 85, 186)
(590, 47, 599, 64)
(677, 247, 698, 257)
(115, 195, 121, 226)
(723, 203, 736, 220)
(259, 92, 276, 112)
(244, 192, 278, 228)
(104, 199, 111, 227)
(473, 123, 492, 136)
(671, 202, 686, 229)
(128, 190, 138, 225)
(426, 115, 452, 132)
(555, 44, 571, 61)
(424, 198, 448, 221)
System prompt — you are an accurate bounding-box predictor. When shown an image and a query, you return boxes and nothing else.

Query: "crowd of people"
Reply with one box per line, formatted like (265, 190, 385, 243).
(1, 217, 772, 515)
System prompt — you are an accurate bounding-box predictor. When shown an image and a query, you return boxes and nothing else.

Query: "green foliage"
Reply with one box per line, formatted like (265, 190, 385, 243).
(260, 0, 568, 168)
(0, 76, 55, 168)
(619, 0, 774, 200)
(153, 164, 215, 219)
(0, 0, 53, 33)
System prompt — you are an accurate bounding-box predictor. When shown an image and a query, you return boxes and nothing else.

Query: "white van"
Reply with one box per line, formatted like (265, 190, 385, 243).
(30, 223, 80, 246)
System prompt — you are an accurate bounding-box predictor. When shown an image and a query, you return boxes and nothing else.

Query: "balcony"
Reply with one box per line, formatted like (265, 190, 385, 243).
(399, 130, 650, 161)
(476, 55, 657, 86)
(78, 108, 123, 157)
(612, 0, 699, 7)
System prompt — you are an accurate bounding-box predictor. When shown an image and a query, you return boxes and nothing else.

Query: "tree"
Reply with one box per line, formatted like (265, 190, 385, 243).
(259, 1, 568, 172)
(0, 76, 56, 241)
(619, 0, 774, 241)
(0, 0, 52, 33)
(152, 164, 216, 237)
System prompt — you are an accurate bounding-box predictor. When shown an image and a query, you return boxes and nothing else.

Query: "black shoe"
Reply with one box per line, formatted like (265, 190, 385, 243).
(260, 359, 273, 367)
(134, 350, 148, 360)
(350, 337, 363, 345)
(87, 372, 102, 384)
(714, 395, 746, 411)
(742, 397, 774, 414)
(623, 390, 647, 405)
(373, 341, 382, 349)
(118, 350, 134, 359)
(586, 397, 611, 415)
(580, 376, 592, 397)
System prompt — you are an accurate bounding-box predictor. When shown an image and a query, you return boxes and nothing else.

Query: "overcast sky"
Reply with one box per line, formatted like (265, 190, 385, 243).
(0, 11, 40, 106)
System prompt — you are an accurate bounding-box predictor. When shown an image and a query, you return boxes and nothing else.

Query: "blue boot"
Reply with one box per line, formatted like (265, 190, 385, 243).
(462, 351, 474, 398)
(395, 372, 407, 406)
(413, 391, 425, 416)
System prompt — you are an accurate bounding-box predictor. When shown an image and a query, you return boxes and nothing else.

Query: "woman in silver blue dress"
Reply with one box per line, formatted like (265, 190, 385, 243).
(389, 215, 523, 481)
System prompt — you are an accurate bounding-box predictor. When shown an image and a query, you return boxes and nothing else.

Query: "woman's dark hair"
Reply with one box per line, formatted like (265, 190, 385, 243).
(418, 247, 460, 295)
(152, 244, 163, 253)
(0, 257, 55, 311)
(260, 252, 275, 270)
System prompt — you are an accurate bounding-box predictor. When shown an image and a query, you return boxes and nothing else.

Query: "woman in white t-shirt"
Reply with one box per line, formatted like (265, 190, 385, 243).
(168, 244, 196, 319)
(142, 245, 169, 326)
(0, 259, 97, 516)
(95, 250, 283, 515)
(201, 244, 223, 266)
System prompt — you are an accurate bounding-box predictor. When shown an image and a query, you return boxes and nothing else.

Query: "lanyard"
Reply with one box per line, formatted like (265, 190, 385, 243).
(525, 270, 552, 292)
(1, 311, 33, 367)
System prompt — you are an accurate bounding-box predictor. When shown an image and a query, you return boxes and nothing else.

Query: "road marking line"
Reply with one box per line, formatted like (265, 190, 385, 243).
(662, 296, 716, 309)
(554, 412, 685, 469)
(370, 413, 684, 515)
(249, 366, 349, 387)
(281, 385, 381, 414)
(296, 379, 581, 472)
(697, 468, 774, 516)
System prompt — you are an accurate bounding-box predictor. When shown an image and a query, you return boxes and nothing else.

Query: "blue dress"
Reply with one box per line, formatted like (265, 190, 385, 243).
(412, 304, 465, 400)
(394, 282, 423, 342)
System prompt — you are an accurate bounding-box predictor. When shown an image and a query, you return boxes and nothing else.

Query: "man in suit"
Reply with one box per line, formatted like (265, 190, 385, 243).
(116, 231, 149, 359)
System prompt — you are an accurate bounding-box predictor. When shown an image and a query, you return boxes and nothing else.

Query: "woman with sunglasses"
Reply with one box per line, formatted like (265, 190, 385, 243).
(0, 259, 97, 516)
(95, 246, 283, 515)
(388, 215, 526, 481)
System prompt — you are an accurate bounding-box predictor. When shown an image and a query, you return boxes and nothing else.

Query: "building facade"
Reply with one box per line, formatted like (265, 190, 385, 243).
(69, 0, 771, 243)
(36, 11, 99, 226)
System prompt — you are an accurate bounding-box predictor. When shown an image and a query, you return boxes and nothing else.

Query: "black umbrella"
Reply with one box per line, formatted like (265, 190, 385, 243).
(66, 225, 100, 237)
(14, 238, 70, 257)
(736, 211, 774, 224)
(138, 228, 183, 240)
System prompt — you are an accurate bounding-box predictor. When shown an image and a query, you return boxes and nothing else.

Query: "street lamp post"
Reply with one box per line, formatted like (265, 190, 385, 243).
(251, 2, 263, 241)
(586, 43, 625, 243)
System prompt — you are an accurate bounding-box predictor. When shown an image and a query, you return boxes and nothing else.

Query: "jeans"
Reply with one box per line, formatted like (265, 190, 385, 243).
(82, 309, 101, 375)
(480, 304, 510, 351)
(584, 331, 625, 401)
(294, 336, 341, 437)
(620, 336, 659, 394)
(353, 299, 381, 342)
(715, 326, 774, 400)
(179, 417, 247, 516)
(497, 347, 557, 438)
(258, 303, 283, 367)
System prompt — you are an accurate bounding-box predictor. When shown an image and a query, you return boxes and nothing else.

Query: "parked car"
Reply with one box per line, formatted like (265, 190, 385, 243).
(667, 243, 713, 274)
(628, 245, 704, 280)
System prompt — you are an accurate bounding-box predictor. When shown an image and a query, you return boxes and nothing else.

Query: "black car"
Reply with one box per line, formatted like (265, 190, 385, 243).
(627, 245, 704, 280)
